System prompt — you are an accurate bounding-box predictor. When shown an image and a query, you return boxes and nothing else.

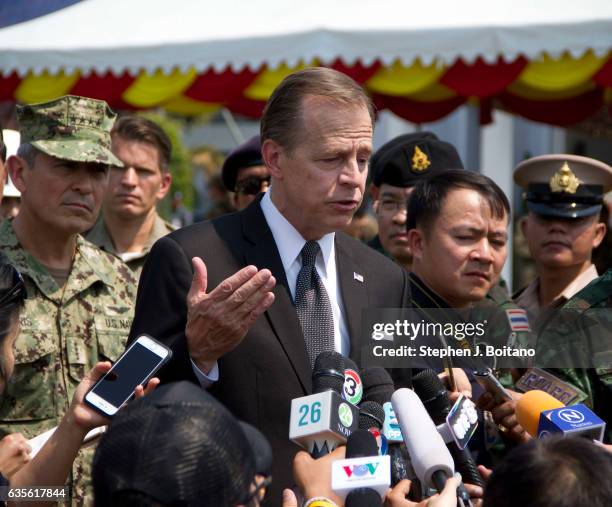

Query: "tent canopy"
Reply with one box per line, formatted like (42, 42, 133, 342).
(0, 0, 611, 74)
(0, 0, 611, 126)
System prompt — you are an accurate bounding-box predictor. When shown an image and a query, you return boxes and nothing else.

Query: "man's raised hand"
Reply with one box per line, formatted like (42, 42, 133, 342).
(186, 257, 276, 373)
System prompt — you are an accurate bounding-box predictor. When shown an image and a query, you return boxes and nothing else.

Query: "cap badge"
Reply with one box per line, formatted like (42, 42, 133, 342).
(550, 162, 580, 194)
(411, 146, 431, 172)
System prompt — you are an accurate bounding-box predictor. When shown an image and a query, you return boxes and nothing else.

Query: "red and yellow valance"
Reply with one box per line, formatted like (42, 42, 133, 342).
(1, 51, 610, 126)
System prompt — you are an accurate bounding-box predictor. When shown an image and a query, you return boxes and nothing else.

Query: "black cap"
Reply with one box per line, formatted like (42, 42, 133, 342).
(221, 134, 264, 191)
(93, 381, 258, 507)
(514, 154, 612, 219)
(371, 131, 464, 188)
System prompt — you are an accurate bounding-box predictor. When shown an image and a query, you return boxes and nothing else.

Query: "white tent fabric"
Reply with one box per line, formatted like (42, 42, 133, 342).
(1, 0, 611, 76)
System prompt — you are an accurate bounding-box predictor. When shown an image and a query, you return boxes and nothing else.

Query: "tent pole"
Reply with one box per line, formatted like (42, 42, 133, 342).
(221, 108, 245, 146)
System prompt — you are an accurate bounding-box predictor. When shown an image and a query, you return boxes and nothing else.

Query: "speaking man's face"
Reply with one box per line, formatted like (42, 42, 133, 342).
(265, 96, 372, 240)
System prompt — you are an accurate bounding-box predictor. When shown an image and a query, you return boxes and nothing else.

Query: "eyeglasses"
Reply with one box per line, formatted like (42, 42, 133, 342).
(0, 265, 27, 307)
(235, 176, 271, 196)
(377, 200, 408, 215)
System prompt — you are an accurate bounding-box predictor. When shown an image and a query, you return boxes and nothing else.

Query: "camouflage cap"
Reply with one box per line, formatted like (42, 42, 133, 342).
(16, 95, 123, 167)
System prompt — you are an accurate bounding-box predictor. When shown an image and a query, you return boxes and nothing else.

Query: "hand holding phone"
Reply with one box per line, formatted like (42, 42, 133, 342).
(85, 335, 171, 417)
(473, 368, 512, 404)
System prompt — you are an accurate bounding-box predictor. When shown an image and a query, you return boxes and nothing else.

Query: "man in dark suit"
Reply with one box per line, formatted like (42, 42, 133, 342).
(127, 68, 409, 504)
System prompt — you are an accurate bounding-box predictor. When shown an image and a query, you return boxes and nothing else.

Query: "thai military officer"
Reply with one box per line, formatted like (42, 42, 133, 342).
(513, 155, 612, 441)
(514, 155, 610, 313)
(0, 96, 138, 504)
(368, 131, 464, 270)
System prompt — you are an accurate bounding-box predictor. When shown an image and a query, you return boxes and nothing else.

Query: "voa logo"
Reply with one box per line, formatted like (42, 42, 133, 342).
(343, 462, 380, 478)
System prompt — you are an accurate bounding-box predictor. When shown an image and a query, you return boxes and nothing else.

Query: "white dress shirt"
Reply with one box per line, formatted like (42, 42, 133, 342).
(260, 190, 350, 356)
(192, 191, 350, 386)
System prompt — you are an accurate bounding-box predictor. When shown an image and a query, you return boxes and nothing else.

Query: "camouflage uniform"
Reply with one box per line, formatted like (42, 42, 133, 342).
(535, 269, 612, 441)
(0, 96, 135, 506)
(86, 214, 175, 278)
(0, 221, 136, 503)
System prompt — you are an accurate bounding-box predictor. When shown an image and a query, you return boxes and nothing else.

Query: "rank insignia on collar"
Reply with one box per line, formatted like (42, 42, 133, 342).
(411, 145, 431, 172)
(550, 162, 581, 194)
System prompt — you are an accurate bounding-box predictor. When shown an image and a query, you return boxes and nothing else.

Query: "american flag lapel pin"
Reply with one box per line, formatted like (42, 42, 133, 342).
(353, 272, 364, 283)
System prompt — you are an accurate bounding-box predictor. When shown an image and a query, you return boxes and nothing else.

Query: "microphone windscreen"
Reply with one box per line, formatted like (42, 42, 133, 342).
(412, 369, 451, 425)
(346, 429, 379, 459)
(313, 351, 345, 394)
(516, 389, 565, 437)
(361, 368, 395, 405)
(391, 388, 454, 488)
(345, 357, 359, 373)
(345, 488, 382, 507)
(359, 401, 385, 430)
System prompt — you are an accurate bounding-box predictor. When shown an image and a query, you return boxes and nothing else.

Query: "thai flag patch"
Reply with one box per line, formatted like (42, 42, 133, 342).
(506, 309, 531, 332)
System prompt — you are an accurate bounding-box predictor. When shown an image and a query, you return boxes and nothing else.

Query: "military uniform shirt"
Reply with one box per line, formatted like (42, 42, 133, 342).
(515, 264, 599, 314)
(535, 269, 612, 442)
(86, 213, 175, 278)
(0, 219, 137, 504)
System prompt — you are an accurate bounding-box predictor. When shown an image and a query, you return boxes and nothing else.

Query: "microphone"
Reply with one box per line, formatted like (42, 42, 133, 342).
(516, 390, 563, 437)
(359, 401, 385, 431)
(393, 388, 474, 506)
(412, 369, 484, 487)
(516, 389, 606, 441)
(332, 429, 390, 506)
(360, 368, 396, 405)
(391, 388, 454, 492)
(361, 368, 417, 488)
(289, 352, 359, 457)
(344, 358, 364, 405)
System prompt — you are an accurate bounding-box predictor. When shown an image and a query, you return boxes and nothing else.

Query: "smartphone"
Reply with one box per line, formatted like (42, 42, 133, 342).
(473, 368, 512, 404)
(85, 335, 171, 417)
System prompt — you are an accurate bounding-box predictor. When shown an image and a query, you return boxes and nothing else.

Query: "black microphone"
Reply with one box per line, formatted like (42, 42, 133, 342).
(347, 428, 379, 457)
(412, 369, 484, 488)
(338, 430, 386, 507)
(361, 368, 419, 494)
(313, 351, 345, 394)
(359, 401, 385, 431)
(289, 352, 359, 457)
(361, 368, 395, 406)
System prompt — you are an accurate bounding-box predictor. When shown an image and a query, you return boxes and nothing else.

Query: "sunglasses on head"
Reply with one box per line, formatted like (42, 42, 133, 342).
(236, 176, 271, 196)
(0, 265, 27, 307)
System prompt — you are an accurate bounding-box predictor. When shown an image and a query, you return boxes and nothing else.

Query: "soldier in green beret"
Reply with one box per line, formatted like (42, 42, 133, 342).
(0, 95, 138, 504)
